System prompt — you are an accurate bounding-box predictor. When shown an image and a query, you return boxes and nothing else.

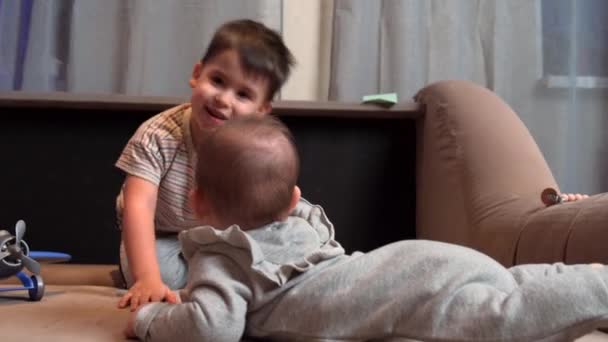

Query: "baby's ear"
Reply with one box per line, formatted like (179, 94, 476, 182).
(189, 188, 209, 219)
(287, 186, 301, 214)
(277, 186, 300, 221)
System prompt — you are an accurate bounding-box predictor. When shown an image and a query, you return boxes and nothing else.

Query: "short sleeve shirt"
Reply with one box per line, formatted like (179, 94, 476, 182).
(115, 104, 201, 233)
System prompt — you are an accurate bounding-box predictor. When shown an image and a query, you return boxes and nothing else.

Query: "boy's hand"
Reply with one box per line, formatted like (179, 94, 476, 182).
(165, 290, 182, 304)
(118, 276, 171, 311)
(561, 193, 589, 202)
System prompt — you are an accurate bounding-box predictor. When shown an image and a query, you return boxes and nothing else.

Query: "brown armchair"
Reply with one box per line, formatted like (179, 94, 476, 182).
(415, 79, 608, 267)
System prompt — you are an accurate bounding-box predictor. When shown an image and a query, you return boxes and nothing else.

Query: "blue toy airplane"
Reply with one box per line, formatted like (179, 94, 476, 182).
(0, 220, 71, 301)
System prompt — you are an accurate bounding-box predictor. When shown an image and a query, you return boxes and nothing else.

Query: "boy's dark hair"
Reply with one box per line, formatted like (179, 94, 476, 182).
(196, 116, 299, 230)
(202, 19, 296, 101)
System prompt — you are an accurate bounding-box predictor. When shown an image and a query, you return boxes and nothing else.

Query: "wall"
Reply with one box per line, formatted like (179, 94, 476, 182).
(281, 0, 333, 100)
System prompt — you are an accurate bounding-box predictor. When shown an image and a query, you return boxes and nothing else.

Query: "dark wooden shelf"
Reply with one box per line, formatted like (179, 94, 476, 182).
(0, 91, 418, 263)
(0, 91, 421, 119)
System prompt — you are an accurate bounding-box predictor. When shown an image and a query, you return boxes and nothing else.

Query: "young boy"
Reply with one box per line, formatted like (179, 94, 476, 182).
(115, 19, 295, 310)
(126, 116, 608, 341)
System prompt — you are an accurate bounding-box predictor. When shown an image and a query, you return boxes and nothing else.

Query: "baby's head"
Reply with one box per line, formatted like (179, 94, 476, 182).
(192, 116, 300, 230)
(189, 20, 295, 142)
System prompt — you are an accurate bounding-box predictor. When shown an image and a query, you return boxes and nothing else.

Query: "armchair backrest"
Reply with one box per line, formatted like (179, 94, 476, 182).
(414, 80, 558, 266)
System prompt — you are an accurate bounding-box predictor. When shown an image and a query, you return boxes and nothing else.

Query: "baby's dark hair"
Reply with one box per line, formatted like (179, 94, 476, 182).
(196, 116, 299, 230)
(202, 19, 295, 101)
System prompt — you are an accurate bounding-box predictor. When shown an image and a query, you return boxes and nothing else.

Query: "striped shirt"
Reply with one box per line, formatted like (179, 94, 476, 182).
(115, 104, 201, 233)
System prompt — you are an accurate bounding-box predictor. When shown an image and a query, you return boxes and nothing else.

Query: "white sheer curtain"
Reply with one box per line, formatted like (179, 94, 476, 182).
(330, 0, 608, 194)
(0, 0, 281, 96)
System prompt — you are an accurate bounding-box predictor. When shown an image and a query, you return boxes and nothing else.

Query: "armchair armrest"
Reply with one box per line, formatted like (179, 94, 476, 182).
(415, 80, 606, 267)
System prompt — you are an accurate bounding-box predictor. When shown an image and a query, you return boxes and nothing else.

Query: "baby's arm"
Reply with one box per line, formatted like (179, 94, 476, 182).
(132, 253, 251, 341)
(118, 175, 170, 311)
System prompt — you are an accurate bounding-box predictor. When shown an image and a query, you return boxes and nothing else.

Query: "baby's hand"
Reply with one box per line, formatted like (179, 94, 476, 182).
(122, 290, 181, 339)
(124, 307, 140, 339)
(118, 276, 171, 311)
(560, 193, 589, 202)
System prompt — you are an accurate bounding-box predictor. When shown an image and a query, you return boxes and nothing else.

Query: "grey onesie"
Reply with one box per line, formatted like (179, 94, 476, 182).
(134, 200, 608, 341)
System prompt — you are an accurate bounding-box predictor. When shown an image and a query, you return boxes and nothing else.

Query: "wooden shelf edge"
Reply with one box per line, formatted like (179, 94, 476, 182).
(0, 91, 421, 119)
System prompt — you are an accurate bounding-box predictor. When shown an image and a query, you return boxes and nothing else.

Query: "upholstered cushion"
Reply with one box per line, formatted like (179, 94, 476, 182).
(517, 193, 608, 265)
(0, 285, 129, 341)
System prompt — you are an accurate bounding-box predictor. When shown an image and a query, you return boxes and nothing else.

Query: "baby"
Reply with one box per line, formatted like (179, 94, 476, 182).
(114, 19, 295, 310)
(126, 116, 608, 341)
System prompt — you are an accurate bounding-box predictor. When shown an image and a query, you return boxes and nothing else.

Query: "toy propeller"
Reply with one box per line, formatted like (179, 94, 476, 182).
(0, 220, 41, 275)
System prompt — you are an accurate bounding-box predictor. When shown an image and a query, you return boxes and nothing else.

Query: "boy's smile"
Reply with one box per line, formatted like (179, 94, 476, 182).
(188, 49, 272, 146)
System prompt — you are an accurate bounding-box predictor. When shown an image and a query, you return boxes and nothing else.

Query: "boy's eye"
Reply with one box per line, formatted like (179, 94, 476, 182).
(237, 91, 252, 101)
(210, 76, 224, 86)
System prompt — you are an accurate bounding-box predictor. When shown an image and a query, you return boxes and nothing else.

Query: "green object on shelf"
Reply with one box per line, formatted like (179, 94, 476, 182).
(362, 92, 398, 105)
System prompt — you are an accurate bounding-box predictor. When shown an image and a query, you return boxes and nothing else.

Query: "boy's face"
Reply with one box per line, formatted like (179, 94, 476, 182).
(189, 49, 272, 142)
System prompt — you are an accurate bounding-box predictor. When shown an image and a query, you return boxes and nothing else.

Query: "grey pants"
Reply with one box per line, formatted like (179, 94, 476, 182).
(246, 240, 608, 341)
(119, 233, 188, 290)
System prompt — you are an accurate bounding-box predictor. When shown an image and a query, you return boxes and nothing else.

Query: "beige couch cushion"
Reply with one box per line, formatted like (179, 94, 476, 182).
(0, 285, 129, 341)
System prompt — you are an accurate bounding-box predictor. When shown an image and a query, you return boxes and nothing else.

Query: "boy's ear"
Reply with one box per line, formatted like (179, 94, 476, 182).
(189, 188, 209, 219)
(256, 101, 272, 116)
(189, 62, 203, 88)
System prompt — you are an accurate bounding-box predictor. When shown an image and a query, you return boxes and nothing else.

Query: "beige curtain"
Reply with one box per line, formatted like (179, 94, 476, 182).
(1, 0, 281, 96)
(330, 0, 608, 194)
(329, 0, 516, 101)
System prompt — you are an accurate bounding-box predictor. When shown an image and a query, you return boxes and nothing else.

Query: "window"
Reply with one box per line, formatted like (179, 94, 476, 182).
(541, 0, 608, 88)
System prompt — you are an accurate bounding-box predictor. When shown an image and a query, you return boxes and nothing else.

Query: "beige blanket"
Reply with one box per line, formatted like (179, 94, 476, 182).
(0, 285, 129, 341)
